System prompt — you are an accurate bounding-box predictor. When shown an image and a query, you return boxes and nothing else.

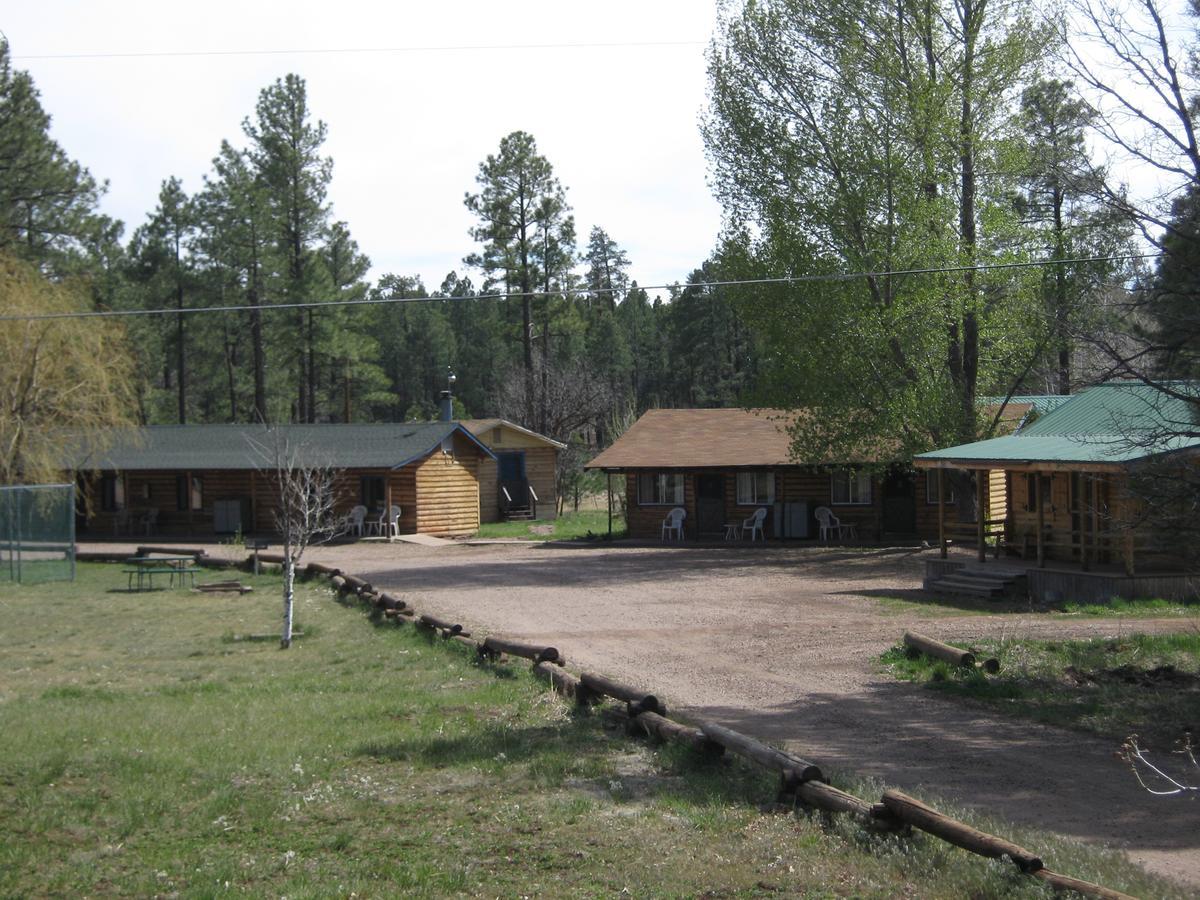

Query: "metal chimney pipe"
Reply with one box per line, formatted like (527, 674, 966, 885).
(439, 370, 456, 422)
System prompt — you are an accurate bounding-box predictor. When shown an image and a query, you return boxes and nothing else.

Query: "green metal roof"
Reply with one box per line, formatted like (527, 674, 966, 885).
(71, 422, 497, 471)
(918, 382, 1200, 467)
(982, 394, 1073, 422)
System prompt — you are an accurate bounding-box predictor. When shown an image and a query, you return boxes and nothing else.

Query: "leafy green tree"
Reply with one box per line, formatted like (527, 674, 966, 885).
(0, 38, 116, 270)
(705, 0, 1049, 466)
(243, 74, 333, 423)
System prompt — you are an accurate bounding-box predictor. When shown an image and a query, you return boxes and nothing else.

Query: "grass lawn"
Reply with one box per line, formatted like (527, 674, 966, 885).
(473, 508, 625, 541)
(873, 592, 1200, 619)
(0, 564, 1185, 898)
(882, 632, 1200, 748)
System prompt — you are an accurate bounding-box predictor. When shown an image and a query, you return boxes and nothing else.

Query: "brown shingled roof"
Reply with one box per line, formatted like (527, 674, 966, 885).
(585, 409, 798, 469)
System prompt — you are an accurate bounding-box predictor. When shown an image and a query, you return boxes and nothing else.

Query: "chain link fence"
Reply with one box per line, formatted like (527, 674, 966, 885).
(1, 484, 76, 584)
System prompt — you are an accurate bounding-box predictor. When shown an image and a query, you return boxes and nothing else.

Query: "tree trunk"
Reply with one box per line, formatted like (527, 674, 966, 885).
(281, 557, 295, 648)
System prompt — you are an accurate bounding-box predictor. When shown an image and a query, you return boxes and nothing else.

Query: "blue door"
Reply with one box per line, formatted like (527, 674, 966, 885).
(498, 452, 526, 481)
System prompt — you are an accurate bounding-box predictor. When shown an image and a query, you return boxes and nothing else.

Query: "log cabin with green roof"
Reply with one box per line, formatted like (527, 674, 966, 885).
(71, 422, 497, 539)
(915, 381, 1200, 602)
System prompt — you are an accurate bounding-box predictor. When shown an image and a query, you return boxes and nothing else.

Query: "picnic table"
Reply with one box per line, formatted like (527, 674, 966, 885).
(123, 555, 200, 591)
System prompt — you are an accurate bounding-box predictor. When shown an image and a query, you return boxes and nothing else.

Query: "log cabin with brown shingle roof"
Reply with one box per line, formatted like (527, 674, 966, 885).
(585, 408, 955, 541)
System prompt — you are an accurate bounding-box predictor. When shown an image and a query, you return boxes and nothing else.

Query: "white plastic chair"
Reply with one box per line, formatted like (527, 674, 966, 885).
(742, 507, 767, 541)
(815, 506, 848, 541)
(384, 504, 402, 538)
(661, 506, 686, 541)
(346, 505, 367, 537)
(140, 508, 159, 536)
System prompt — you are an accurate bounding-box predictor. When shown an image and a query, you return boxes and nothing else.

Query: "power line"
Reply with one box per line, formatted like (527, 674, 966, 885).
(13, 39, 707, 62)
(0, 252, 1159, 323)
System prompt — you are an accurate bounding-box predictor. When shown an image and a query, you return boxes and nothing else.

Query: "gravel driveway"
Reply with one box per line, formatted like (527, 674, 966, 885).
(87, 538, 1200, 888)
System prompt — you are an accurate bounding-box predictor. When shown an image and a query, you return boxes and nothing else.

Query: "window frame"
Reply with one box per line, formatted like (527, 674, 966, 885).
(636, 472, 684, 506)
(735, 470, 775, 505)
(925, 471, 957, 505)
(830, 469, 873, 506)
(100, 474, 124, 512)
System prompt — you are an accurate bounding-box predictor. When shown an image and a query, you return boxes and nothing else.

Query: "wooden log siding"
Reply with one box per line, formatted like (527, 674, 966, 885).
(413, 432, 481, 536)
(621, 467, 950, 542)
(476, 426, 559, 522)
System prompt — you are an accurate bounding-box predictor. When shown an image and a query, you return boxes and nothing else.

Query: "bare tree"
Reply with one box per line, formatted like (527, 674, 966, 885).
(251, 429, 341, 648)
(1121, 733, 1199, 795)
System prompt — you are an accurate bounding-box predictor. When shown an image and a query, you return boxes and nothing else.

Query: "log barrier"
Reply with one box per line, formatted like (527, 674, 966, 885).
(700, 722, 823, 786)
(483, 636, 565, 666)
(579, 672, 665, 715)
(881, 790, 1042, 872)
(78, 553, 1136, 899)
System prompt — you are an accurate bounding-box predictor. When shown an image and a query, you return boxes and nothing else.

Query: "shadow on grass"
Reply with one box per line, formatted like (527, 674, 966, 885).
(851, 587, 1039, 615)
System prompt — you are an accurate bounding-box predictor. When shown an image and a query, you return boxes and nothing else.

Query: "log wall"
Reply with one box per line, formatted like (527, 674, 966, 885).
(413, 431, 481, 536)
(474, 424, 559, 522)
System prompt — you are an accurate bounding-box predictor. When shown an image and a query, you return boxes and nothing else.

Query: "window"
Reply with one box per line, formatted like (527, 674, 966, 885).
(637, 472, 684, 506)
(176, 475, 203, 511)
(831, 470, 872, 505)
(361, 476, 386, 509)
(925, 471, 956, 505)
(100, 475, 124, 512)
(736, 471, 774, 505)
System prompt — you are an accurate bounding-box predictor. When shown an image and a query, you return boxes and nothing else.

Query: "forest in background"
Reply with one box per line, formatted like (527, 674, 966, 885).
(4, 0, 1200, 508)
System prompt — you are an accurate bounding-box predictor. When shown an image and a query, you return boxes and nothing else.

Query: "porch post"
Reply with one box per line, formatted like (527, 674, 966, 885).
(1081, 474, 1091, 572)
(1034, 471, 1045, 569)
(606, 473, 613, 538)
(385, 477, 394, 542)
(937, 468, 946, 559)
(249, 469, 258, 536)
(1123, 528, 1135, 576)
(1090, 474, 1100, 568)
(975, 469, 986, 563)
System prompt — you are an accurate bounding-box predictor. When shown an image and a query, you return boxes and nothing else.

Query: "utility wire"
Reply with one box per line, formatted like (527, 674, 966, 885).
(14, 40, 706, 62)
(0, 252, 1160, 323)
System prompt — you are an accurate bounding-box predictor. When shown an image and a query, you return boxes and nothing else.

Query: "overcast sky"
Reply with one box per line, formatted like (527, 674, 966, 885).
(4, 1, 724, 295)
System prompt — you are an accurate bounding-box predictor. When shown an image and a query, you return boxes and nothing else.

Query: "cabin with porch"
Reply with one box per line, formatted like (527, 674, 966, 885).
(586, 408, 952, 541)
(72, 422, 496, 539)
(915, 382, 1200, 602)
(460, 419, 564, 522)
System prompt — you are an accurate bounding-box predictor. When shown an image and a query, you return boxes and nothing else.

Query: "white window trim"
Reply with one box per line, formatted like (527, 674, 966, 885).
(736, 471, 775, 505)
(637, 472, 684, 506)
(831, 470, 872, 506)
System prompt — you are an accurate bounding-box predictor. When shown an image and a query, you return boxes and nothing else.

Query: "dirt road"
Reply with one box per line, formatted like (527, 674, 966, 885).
(88, 538, 1200, 887)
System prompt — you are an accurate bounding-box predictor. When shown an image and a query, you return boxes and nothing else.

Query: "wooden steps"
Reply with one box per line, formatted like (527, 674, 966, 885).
(928, 566, 1026, 600)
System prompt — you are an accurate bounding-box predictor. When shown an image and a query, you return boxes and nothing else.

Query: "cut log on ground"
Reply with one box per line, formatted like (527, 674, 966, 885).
(194, 582, 253, 594)
(981, 657, 1001, 674)
(532, 661, 582, 698)
(256, 552, 286, 565)
(579, 672, 664, 715)
(482, 636, 564, 665)
(447, 633, 478, 652)
(903, 631, 976, 667)
(417, 614, 465, 636)
(881, 790, 1042, 872)
(634, 710, 723, 754)
(1031, 868, 1137, 900)
(339, 573, 372, 595)
(305, 562, 341, 578)
(383, 607, 415, 619)
(699, 722, 823, 785)
(376, 592, 408, 611)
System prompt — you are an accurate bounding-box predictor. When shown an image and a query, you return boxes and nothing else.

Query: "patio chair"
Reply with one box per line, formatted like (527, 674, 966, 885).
(741, 507, 767, 541)
(661, 506, 686, 541)
(382, 504, 402, 538)
(140, 508, 159, 536)
(112, 508, 131, 537)
(345, 505, 367, 537)
(815, 506, 845, 542)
